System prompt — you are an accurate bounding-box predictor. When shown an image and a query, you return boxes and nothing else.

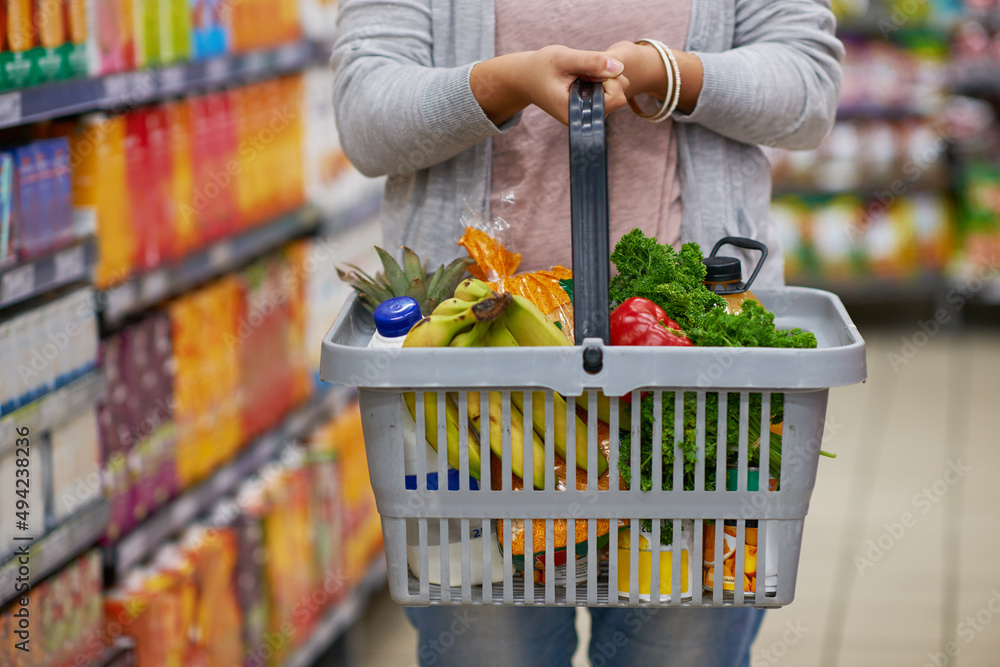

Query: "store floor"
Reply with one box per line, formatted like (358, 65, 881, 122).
(320, 328, 1000, 667)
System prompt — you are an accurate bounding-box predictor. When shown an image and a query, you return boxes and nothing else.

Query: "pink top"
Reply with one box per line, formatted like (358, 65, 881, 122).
(490, 0, 692, 272)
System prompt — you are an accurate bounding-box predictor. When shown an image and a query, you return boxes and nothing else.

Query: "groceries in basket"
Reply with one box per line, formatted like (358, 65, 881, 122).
(336, 228, 843, 596)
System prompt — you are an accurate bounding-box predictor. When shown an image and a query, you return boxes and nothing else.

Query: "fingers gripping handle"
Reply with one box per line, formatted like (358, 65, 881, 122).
(569, 80, 611, 365)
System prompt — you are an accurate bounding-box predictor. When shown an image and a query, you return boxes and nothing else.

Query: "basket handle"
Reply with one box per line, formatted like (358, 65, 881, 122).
(569, 79, 610, 356)
(709, 231, 769, 292)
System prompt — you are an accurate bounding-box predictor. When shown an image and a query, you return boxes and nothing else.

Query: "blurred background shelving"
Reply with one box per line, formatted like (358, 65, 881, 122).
(0, 0, 390, 664)
(774, 0, 1000, 321)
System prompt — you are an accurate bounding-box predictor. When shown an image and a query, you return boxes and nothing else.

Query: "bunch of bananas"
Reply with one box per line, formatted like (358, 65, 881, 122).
(402, 279, 609, 489)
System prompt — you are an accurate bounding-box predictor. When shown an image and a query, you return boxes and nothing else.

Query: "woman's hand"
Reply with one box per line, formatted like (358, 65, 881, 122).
(604, 40, 704, 115)
(471, 45, 629, 126)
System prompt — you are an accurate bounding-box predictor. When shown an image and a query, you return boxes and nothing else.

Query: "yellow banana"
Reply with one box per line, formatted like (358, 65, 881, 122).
(453, 278, 493, 302)
(502, 295, 571, 347)
(486, 318, 519, 347)
(510, 391, 607, 476)
(468, 391, 545, 489)
(432, 296, 485, 317)
(403, 391, 481, 477)
(450, 319, 492, 347)
(403, 293, 512, 347)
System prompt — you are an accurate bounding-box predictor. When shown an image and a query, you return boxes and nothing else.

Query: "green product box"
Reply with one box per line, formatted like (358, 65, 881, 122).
(35, 46, 66, 83)
(3, 50, 37, 89)
(0, 54, 10, 91)
(61, 42, 89, 79)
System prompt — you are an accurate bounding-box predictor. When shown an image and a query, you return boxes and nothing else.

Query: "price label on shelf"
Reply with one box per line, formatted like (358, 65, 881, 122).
(141, 270, 169, 302)
(159, 66, 185, 92)
(275, 44, 303, 70)
(244, 51, 267, 73)
(103, 74, 129, 101)
(54, 245, 86, 283)
(0, 92, 22, 127)
(104, 284, 135, 321)
(130, 71, 156, 104)
(209, 242, 232, 268)
(2, 263, 35, 304)
(206, 58, 230, 82)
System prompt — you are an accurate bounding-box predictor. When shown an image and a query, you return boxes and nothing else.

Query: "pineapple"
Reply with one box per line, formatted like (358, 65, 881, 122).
(337, 246, 474, 316)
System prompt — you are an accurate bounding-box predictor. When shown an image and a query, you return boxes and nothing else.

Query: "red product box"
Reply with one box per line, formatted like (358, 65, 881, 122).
(188, 94, 222, 244)
(144, 106, 175, 264)
(205, 91, 240, 236)
(124, 110, 156, 271)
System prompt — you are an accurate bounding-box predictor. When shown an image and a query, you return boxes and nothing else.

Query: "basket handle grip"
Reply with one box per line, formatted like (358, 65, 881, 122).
(569, 79, 610, 350)
(709, 231, 769, 292)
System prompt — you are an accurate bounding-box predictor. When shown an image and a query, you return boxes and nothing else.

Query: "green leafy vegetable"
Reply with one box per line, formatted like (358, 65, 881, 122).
(610, 229, 821, 545)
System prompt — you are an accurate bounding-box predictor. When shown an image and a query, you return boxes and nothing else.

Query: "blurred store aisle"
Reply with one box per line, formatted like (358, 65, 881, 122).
(325, 329, 1000, 667)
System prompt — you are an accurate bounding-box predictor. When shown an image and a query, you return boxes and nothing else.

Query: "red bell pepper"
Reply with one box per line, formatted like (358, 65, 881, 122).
(610, 297, 693, 347)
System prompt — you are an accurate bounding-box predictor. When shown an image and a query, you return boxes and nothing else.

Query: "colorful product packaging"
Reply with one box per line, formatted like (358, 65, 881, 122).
(157, 0, 191, 63)
(189, 0, 227, 59)
(35, 0, 68, 82)
(88, 0, 137, 75)
(4, 0, 38, 88)
(0, 152, 17, 266)
(56, 114, 133, 287)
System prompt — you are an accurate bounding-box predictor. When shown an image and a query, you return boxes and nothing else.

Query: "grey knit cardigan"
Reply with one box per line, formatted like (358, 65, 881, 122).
(331, 0, 844, 287)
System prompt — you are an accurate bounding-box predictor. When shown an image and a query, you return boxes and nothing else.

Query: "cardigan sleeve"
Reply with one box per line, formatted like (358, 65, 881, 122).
(673, 0, 844, 150)
(331, 0, 518, 178)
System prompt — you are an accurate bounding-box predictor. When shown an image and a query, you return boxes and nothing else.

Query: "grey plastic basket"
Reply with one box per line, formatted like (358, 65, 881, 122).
(320, 82, 867, 608)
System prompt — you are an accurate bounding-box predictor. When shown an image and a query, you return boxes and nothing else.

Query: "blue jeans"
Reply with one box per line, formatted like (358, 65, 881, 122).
(405, 606, 766, 667)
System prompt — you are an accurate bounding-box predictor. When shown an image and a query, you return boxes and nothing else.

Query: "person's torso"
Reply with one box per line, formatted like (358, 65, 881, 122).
(489, 0, 692, 272)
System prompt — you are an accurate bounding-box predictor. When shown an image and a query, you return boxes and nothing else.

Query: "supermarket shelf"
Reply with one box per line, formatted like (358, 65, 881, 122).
(96, 640, 136, 667)
(0, 369, 106, 456)
(946, 275, 1000, 306)
(789, 272, 947, 304)
(102, 206, 319, 324)
(0, 41, 318, 131)
(0, 499, 110, 608)
(835, 103, 938, 121)
(772, 178, 949, 198)
(287, 556, 389, 667)
(0, 237, 97, 312)
(951, 64, 1000, 97)
(323, 189, 383, 236)
(106, 386, 348, 578)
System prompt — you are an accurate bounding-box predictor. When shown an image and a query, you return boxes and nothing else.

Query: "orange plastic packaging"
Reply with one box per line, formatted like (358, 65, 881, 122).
(458, 227, 575, 339)
(494, 407, 613, 581)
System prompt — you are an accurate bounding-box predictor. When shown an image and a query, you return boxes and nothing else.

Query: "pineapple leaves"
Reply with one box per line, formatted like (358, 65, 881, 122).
(374, 246, 410, 295)
(402, 247, 424, 282)
(339, 246, 474, 316)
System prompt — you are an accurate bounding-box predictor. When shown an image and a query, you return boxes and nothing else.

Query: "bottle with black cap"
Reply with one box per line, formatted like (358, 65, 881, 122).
(702, 237, 769, 315)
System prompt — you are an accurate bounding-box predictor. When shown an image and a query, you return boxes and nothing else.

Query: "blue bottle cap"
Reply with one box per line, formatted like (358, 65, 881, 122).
(373, 296, 423, 337)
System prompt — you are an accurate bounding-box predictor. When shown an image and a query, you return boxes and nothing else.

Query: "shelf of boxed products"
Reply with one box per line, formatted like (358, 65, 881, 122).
(287, 556, 389, 667)
(0, 370, 105, 457)
(0, 41, 318, 131)
(102, 205, 319, 325)
(0, 498, 109, 608)
(0, 237, 97, 312)
(106, 384, 353, 579)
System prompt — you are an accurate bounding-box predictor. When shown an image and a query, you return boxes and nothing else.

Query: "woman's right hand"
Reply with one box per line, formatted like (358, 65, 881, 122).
(471, 45, 629, 127)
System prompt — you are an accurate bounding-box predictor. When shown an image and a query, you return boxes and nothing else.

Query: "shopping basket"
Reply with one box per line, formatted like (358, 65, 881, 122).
(320, 81, 867, 608)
